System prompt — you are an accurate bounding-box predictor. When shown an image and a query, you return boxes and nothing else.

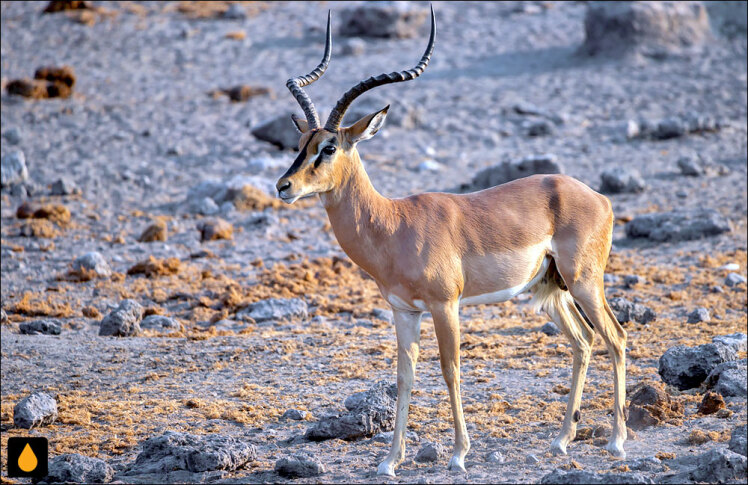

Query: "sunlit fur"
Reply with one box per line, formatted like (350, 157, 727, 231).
(276, 108, 627, 476)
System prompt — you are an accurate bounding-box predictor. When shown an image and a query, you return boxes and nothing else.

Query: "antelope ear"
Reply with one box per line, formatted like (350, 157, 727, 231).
(291, 114, 310, 134)
(345, 105, 389, 144)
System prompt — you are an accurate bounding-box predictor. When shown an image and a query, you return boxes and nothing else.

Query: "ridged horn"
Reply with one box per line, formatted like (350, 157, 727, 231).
(286, 10, 332, 130)
(324, 5, 435, 132)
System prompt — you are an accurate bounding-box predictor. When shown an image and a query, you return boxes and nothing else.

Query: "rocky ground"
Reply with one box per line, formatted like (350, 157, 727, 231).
(1, 1, 747, 483)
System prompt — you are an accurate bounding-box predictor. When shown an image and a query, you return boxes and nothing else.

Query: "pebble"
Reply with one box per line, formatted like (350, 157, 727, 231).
(486, 451, 504, 463)
(525, 454, 540, 464)
(237, 297, 308, 323)
(73, 251, 112, 278)
(416, 159, 442, 172)
(341, 37, 366, 56)
(50, 177, 79, 195)
(275, 453, 325, 478)
(677, 156, 704, 176)
(541, 321, 561, 336)
(281, 409, 307, 421)
(99, 299, 144, 337)
(599, 168, 646, 194)
(3, 127, 22, 144)
(340, 3, 429, 39)
(415, 442, 445, 463)
(140, 315, 181, 333)
(686, 307, 710, 324)
(725, 273, 747, 287)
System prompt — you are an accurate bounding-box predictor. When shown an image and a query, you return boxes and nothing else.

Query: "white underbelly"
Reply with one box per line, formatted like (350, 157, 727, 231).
(459, 256, 550, 307)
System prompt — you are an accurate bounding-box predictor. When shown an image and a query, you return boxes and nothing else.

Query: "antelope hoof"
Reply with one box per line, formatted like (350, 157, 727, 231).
(550, 438, 568, 456)
(377, 461, 396, 477)
(447, 455, 466, 473)
(605, 441, 626, 459)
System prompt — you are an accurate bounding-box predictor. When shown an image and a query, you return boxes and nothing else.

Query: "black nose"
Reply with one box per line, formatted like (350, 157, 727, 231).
(278, 181, 291, 193)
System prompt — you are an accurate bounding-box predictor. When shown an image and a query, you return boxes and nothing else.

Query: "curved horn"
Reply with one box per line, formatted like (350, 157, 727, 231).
(324, 5, 436, 132)
(286, 10, 332, 130)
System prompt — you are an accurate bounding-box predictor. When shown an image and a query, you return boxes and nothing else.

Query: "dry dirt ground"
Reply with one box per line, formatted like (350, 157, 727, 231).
(1, 1, 747, 483)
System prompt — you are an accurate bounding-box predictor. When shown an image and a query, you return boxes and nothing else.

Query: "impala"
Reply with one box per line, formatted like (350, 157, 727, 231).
(276, 8, 627, 476)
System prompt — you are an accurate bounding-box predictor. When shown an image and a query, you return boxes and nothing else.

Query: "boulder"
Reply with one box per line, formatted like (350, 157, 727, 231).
(274, 453, 325, 478)
(41, 453, 114, 484)
(658, 343, 738, 390)
(124, 431, 256, 476)
(729, 425, 747, 457)
(608, 297, 656, 324)
(663, 448, 746, 483)
(458, 154, 563, 192)
(706, 359, 747, 397)
(99, 299, 143, 337)
(415, 442, 445, 463)
(712, 333, 747, 352)
(626, 210, 730, 242)
(580, 1, 711, 58)
(251, 113, 301, 150)
(541, 469, 654, 484)
(599, 168, 646, 194)
(14, 392, 58, 429)
(20, 319, 62, 335)
(1, 150, 29, 188)
(306, 381, 397, 441)
(339, 3, 429, 38)
(237, 298, 308, 323)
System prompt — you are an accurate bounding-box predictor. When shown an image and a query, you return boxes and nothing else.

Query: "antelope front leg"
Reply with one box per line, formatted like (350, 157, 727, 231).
(377, 309, 423, 477)
(431, 301, 470, 473)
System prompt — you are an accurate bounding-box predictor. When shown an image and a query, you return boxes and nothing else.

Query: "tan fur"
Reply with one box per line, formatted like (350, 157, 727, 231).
(276, 111, 628, 475)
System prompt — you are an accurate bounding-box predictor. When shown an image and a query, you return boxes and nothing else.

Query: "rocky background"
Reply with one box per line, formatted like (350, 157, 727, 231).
(1, 1, 747, 483)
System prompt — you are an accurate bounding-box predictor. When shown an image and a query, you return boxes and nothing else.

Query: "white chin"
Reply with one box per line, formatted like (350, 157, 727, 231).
(281, 195, 301, 204)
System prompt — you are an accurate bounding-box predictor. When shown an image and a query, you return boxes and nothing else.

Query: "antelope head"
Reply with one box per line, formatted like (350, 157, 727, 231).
(276, 7, 436, 204)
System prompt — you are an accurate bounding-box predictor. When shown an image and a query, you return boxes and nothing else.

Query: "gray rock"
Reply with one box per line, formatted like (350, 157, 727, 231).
(580, 1, 711, 58)
(725, 272, 747, 287)
(525, 454, 540, 465)
(2, 127, 22, 145)
(623, 275, 643, 288)
(486, 451, 504, 463)
(604, 274, 620, 284)
(20, 319, 62, 335)
(687, 307, 710, 323)
(306, 381, 397, 441)
(237, 298, 307, 323)
(41, 453, 114, 484)
(99, 299, 144, 337)
(706, 359, 747, 397)
(523, 119, 554, 137)
(631, 113, 723, 140)
(416, 159, 442, 172)
(677, 156, 704, 176)
(459, 154, 563, 192)
(599, 168, 646, 194)
(541, 322, 561, 336)
(608, 297, 656, 324)
(658, 342, 738, 390)
(371, 308, 393, 323)
(274, 453, 325, 478)
(541, 469, 654, 484)
(625, 209, 731, 242)
(125, 431, 256, 475)
(712, 333, 747, 352)
(1, 150, 29, 188)
(1, 309, 7, 324)
(415, 442, 445, 463)
(341, 37, 366, 56)
(343, 391, 367, 411)
(73, 252, 112, 278)
(281, 409, 307, 421)
(222, 3, 247, 20)
(14, 392, 58, 429)
(195, 196, 219, 216)
(50, 177, 79, 196)
(340, 3, 429, 38)
(663, 448, 746, 483)
(187, 180, 228, 209)
(625, 456, 665, 472)
(372, 430, 419, 443)
(140, 315, 181, 333)
(729, 425, 747, 457)
(251, 113, 301, 150)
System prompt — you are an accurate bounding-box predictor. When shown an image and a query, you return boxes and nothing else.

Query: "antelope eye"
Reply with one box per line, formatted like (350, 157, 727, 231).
(322, 145, 336, 155)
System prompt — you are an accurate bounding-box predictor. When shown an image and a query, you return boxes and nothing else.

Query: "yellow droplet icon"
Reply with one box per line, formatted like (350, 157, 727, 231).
(18, 443, 38, 472)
